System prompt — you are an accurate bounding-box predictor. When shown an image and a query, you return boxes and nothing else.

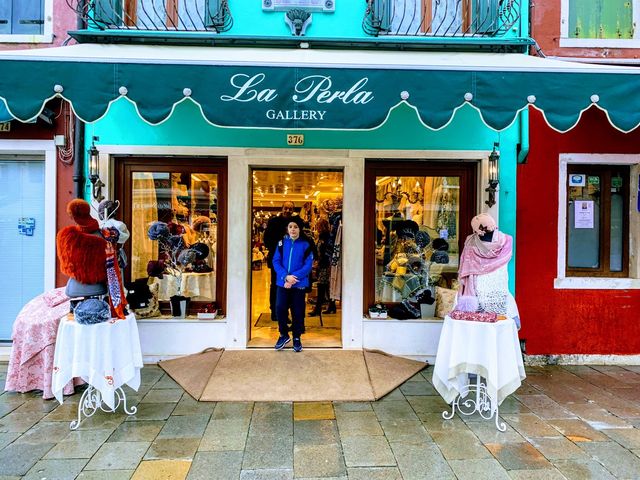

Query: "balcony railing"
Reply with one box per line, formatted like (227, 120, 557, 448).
(67, 0, 232, 32)
(363, 0, 521, 37)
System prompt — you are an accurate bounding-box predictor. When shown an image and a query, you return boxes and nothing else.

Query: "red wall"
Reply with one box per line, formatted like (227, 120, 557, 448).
(517, 108, 640, 355)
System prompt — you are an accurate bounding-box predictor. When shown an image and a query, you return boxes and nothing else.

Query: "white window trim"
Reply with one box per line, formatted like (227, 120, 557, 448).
(0, 0, 54, 44)
(555, 153, 640, 290)
(0, 139, 57, 292)
(559, 0, 640, 48)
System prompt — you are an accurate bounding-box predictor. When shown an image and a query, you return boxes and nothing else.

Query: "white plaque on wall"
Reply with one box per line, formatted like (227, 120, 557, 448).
(263, 0, 335, 12)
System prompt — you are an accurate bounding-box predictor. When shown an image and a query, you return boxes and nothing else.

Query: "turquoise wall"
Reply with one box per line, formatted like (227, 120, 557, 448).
(85, 98, 520, 290)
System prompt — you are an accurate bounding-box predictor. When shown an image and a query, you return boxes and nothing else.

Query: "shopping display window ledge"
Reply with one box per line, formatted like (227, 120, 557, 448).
(554, 277, 640, 290)
(364, 316, 444, 323)
(137, 315, 227, 323)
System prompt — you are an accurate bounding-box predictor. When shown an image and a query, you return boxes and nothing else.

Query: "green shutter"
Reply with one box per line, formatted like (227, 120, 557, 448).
(93, 0, 123, 27)
(474, 0, 500, 35)
(374, 0, 391, 32)
(569, 0, 633, 39)
(205, 0, 227, 30)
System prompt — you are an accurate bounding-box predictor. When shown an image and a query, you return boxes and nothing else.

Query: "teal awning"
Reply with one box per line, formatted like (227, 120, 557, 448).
(0, 44, 639, 132)
(0, 103, 12, 123)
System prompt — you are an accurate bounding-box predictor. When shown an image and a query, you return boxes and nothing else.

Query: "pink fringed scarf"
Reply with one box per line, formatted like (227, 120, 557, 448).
(458, 230, 513, 299)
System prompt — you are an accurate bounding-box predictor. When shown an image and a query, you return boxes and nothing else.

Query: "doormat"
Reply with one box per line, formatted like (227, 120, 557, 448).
(159, 349, 427, 402)
(254, 312, 340, 329)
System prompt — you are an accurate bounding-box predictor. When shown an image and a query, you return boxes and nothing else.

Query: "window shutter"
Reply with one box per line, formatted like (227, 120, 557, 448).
(374, 0, 391, 33)
(0, 1, 12, 35)
(12, 0, 44, 35)
(569, 0, 633, 39)
(205, 0, 227, 30)
(93, 0, 123, 27)
(473, 0, 500, 35)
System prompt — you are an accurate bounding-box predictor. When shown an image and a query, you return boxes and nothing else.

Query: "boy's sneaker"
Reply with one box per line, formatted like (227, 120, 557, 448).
(275, 336, 290, 350)
(293, 337, 303, 352)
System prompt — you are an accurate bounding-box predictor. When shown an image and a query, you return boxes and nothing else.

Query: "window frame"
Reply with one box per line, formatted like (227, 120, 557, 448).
(363, 159, 477, 313)
(0, 0, 52, 43)
(565, 164, 630, 278)
(115, 156, 228, 315)
(560, 0, 640, 48)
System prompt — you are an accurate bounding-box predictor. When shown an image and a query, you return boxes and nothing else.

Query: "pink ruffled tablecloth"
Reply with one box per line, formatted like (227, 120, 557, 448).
(5, 288, 83, 399)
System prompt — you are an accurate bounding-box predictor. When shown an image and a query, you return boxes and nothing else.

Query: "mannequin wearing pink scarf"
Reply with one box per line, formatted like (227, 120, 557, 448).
(457, 214, 512, 312)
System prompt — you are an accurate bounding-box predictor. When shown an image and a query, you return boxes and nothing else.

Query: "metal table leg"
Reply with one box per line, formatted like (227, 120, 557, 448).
(70, 385, 137, 430)
(442, 375, 506, 431)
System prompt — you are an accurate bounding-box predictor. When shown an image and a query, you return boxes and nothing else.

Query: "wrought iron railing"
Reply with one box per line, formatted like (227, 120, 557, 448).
(67, 0, 232, 32)
(363, 0, 521, 37)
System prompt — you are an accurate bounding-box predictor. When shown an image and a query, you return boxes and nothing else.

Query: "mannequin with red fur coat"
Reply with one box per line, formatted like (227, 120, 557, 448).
(57, 199, 108, 288)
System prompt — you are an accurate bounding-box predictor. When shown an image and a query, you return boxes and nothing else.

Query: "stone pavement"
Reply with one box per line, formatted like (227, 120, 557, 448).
(1, 362, 640, 479)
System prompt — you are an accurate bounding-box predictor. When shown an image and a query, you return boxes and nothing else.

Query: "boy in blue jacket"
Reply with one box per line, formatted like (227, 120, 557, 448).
(272, 216, 314, 352)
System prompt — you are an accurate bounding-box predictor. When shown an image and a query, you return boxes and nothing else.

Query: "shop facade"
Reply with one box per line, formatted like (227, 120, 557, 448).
(2, 1, 639, 360)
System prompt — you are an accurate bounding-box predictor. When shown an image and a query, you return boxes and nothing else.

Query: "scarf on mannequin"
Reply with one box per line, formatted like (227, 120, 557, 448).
(102, 227, 128, 320)
(458, 229, 512, 300)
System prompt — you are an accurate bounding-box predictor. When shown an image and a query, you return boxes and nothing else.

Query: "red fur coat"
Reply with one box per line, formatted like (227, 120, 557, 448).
(57, 226, 107, 285)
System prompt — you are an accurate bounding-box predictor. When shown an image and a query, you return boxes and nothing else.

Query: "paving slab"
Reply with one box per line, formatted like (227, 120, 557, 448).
(131, 459, 191, 480)
(431, 429, 492, 460)
(341, 435, 395, 467)
(199, 418, 250, 451)
(45, 429, 113, 459)
(346, 466, 402, 479)
(485, 442, 553, 470)
(294, 419, 340, 445)
(0, 442, 55, 476)
(390, 441, 455, 480)
(23, 458, 87, 480)
(172, 396, 217, 416)
(527, 436, 588, 460)
(335, 410, 384, 436)
(552, 458, 616, 480)
(144, 437, 200, 460)
(546, 418, 609, 442)
(600, 427, 640, 449)
(240, 469, 294, 479)
(242, 433, 294, 470)
(84, 441, 150, 470)
(293, 402, 334, 421)
(448, 458, 511, 480)
(187, 451, 243, 480)
(156, 413, 210, 439)
(578, 440, 640, 478)
(141, 389, 184, 404)
(76, 469, 134, 479)
(379, 419, 432, 444)
(293, 443, 346, 478)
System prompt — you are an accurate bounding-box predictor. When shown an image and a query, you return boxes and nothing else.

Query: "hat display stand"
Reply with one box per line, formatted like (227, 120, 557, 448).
(169, 295, 191, 318)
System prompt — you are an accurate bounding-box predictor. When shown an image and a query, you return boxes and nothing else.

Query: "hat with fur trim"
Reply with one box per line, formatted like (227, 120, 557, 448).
(66, 199, 99, 231)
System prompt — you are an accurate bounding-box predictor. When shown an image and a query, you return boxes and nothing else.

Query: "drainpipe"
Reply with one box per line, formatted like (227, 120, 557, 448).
(72, 0, 87, 198)
(517, 109, 529, 165)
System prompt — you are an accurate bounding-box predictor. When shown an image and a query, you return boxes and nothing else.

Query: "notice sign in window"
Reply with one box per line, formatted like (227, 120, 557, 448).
(575, 200, 594, 229)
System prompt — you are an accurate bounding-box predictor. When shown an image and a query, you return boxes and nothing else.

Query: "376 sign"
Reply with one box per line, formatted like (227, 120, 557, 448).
(287, 134, 304, 146)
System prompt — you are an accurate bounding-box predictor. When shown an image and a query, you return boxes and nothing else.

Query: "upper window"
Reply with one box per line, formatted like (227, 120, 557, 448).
(0, 0, 44, 35)
(566, 165, 629, 277)
(561, 0, 639, 46)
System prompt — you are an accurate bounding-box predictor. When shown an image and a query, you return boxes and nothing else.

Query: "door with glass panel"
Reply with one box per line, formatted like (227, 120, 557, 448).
(116, 158, 227, 314)
(0, 159, 45, 340)
(364, 161, 477, 316)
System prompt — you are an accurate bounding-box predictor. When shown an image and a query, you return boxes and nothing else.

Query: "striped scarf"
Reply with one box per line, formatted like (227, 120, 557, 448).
(102, 227, 128, 320)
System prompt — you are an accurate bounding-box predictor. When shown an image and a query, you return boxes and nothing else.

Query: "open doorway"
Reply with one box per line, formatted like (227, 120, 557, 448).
(248, 169, 343, 348)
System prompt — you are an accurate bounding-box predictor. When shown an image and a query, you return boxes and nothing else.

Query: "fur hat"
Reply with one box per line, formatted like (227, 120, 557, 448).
(190, 242, 210, 260)
(148, 221, 170, 240)
(67, 199, 99, 231)
(192, 216, 211, 233)
(431, 238, 449, 252)
(431, 250, 450, 264)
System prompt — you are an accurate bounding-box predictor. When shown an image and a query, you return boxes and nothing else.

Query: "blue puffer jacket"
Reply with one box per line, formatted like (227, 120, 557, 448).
(273, 236, 314, 289)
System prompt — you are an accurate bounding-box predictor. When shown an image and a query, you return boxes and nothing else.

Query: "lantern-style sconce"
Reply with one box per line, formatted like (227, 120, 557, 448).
(88, 136, 104, 202)
(485, 142, 500, 208)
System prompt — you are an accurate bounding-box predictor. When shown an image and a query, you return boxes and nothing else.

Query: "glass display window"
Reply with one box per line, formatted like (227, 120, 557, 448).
(116, 158, 227, 313)
(364, 161, 477, 313)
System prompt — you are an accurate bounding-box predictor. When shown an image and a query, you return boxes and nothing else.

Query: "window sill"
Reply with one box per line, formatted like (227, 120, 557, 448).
(0, 34, 53, 44)
(364, 316, 444, 323)
(554, 277, 640, 290)
(559, 38, 640, 49)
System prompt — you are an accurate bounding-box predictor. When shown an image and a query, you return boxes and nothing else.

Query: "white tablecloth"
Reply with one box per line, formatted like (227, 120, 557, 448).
(153, 271, 215, 301)
(432, 316, 525, 405)
(52, 313, 143, 410)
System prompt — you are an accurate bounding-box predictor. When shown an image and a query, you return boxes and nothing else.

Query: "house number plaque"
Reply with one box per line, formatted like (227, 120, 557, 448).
(287, 134, 304, 146)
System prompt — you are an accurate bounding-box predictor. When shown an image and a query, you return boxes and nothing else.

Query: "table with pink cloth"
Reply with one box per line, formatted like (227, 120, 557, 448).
(5, 288, 83, 399)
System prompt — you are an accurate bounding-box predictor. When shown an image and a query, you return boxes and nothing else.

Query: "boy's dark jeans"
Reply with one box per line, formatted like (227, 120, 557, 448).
(276, 287, 306, 338)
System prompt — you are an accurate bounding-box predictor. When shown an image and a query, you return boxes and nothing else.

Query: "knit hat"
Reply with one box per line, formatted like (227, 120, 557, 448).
(286, 216, 305, 230)
(74, 298, 111, 325)
(471, 213, 497, 236)
(67, 199, 99, 231)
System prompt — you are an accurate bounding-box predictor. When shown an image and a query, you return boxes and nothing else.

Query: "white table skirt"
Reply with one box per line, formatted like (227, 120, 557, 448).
(432, 316, 525, 405)
(52, 313, 143, 410)
(153, 271, 216, 301)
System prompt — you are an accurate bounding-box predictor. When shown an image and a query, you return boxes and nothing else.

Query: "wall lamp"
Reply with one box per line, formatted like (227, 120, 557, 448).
(88, 136, 104, 203)
(485, 142, 500, 208)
